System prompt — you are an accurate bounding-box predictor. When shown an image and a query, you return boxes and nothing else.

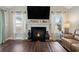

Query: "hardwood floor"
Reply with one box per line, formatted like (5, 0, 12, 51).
(0, 40, 67, 52)
(49, 42, 66, 52)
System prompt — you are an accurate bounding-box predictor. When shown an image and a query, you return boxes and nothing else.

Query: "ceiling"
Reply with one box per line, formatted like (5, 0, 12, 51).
(0, 6, 78, 13)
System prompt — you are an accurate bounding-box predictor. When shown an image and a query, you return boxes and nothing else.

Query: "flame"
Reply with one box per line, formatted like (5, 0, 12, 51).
(37, 33, 40, 37)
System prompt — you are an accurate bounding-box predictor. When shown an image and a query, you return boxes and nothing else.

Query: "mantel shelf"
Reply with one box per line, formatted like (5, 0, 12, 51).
(27, 23, 50, 25)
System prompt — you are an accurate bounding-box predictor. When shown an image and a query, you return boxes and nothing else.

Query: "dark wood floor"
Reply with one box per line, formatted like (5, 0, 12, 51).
(0, 40, 67, 52)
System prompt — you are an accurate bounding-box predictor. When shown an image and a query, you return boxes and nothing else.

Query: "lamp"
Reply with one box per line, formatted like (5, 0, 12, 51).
(64, 22, 70, 33)
(64, 23, 70, 28)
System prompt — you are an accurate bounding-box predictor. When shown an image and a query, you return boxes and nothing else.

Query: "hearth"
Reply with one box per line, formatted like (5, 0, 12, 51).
(31, 27, 46, 41)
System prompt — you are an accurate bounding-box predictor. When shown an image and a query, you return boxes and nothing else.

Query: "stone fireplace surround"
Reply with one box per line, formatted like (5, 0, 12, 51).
(26, 20, 51, 40)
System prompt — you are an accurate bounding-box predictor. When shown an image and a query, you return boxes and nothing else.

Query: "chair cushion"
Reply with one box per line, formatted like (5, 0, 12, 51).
(64, 39, 79, 44)
(63, 34, 74, 39)
(74, 35, 79, 41)
(71, 44, 79, 51)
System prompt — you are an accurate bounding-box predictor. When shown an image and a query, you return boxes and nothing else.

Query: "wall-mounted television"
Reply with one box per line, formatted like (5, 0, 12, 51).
(27, 6, 50, 19)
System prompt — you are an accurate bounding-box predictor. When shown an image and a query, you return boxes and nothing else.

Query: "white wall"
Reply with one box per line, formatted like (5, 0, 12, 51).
(7, 7, 27, 39)
(68, 7, 79, 34)
(50, 6, 69, 40)
(6, 6, 51, 39)
(2, 6, 73, 40)
(6, 6, 70, 40)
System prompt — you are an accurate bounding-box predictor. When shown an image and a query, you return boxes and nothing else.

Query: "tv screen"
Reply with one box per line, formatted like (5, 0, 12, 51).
(27, 6, 50, 19)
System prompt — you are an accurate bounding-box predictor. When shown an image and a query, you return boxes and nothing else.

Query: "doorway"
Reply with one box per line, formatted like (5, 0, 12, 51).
(51, 14, 64, 40)
(13, 11, 26, 39)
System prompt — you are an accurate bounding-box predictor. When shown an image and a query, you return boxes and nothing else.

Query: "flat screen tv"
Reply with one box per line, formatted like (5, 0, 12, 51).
(27, 6, 50, 19)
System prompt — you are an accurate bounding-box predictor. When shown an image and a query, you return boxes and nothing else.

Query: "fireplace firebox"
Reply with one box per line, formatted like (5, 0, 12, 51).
(31, 27, 46, 41)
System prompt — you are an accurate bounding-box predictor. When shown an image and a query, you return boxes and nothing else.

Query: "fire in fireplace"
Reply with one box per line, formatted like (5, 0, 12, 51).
(37, 32, 40, 37)
(31, 27, 46, 41)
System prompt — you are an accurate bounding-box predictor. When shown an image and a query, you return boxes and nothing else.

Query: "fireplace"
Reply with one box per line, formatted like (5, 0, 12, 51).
(31, 27, 46, 41)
